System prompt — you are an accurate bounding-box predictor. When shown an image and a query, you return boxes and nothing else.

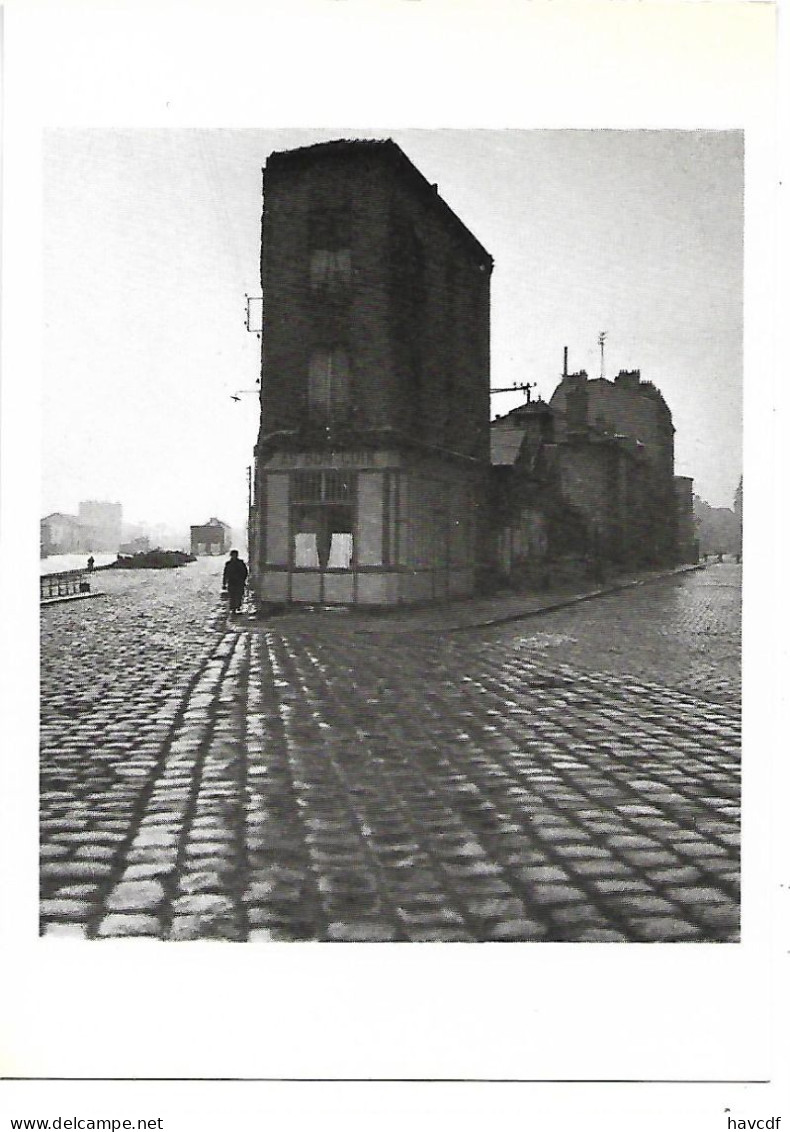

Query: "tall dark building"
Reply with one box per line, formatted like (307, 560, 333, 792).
(250, 139, 493, 607)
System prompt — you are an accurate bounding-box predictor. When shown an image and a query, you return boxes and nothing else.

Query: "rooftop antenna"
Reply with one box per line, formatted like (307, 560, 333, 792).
(598, 331, 607, 380)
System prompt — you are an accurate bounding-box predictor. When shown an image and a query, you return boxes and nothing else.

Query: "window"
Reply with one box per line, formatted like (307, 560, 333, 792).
(291, 472, 355, 569)
(309, 206, 351, 292)
(310, 248, 351, 291)
(323, 470, 352, 502)
(293, 505, 353, 569)
(292, 471, 323, 503)
(292, 470, 352, 504)
(308, 346, 351, 424)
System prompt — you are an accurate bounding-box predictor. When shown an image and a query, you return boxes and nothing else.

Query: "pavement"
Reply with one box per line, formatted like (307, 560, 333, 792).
(39, 559, 740, 942)
(247, 563, 705, 634)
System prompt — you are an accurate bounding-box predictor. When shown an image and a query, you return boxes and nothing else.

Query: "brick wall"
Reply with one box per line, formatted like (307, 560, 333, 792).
(258, 142, 491, 462)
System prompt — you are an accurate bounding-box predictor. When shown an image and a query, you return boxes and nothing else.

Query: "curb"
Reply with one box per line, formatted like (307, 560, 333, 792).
(40, 592, 107, 608)
(237, 564, 705, 636)
(445, 564, 705, 634)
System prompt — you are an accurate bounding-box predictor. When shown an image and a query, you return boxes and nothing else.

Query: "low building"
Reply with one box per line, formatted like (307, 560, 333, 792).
(40, 512, 89, 556)
(489, 400, 579, 585)
(190, 518, 231, 556)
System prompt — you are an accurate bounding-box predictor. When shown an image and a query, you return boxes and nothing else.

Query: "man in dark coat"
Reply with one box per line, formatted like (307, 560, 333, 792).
(222, 550, 248, 614)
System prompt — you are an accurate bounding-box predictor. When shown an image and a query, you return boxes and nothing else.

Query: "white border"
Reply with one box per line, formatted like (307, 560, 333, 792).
(1, 0, 783, 1125)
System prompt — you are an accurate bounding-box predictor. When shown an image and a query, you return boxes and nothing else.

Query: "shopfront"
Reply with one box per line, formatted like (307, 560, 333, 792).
(253, 449, 479, 607)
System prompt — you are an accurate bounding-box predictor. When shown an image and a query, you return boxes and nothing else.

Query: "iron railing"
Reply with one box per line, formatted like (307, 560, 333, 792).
(40, 570, 91, 602)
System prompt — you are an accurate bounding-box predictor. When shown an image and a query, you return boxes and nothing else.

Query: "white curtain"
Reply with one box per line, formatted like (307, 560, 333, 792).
(327, 532, 353, 569)
(294, 532, 320, 568)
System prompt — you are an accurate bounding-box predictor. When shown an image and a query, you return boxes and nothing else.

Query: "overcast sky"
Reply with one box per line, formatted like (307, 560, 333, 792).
(42, 128, 743, 529)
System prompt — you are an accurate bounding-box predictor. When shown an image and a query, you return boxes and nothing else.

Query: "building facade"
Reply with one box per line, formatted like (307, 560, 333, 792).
(548, 368, 677, 566)
(673, 475, 698, 563)
(489, 366, 681, 583)
(190, 518, 231, 556)
(78, 500, 123, 552)
(250, 140, 493, 607)
(40, 512, 87, 556)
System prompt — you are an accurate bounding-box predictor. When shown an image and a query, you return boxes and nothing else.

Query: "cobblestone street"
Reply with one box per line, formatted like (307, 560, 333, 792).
(40, 560, 740, 942)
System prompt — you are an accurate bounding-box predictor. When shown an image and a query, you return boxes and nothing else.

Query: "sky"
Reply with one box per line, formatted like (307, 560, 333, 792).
(42, 128, 743, 530)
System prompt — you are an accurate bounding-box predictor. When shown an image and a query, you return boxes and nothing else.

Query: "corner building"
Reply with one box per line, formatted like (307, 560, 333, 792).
(251, 140, 493, 607)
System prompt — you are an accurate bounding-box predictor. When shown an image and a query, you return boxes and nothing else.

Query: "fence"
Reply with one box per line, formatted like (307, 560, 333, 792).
(40, 570, 91, 602)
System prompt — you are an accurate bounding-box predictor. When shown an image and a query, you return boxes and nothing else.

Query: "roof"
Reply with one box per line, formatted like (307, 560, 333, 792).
(191, 518, 230, 530)
(264, 138, 493, 272)
(494, 400, 553, 424)
(552, 374, 673, 422)
(41, 512, 82, 524)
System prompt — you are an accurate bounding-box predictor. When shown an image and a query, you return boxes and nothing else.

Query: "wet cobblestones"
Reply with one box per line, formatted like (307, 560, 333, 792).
(40, 562, 741, 942)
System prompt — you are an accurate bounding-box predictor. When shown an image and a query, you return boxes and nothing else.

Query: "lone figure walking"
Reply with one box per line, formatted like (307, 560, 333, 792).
(222, 549, 248, 614)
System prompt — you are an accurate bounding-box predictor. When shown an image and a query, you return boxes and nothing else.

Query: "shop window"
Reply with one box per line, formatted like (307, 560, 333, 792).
(323, 470, 352, 502)
(293, 504, 353, 570)
(292, 471, 323, 503)
(292, 470, 352, 504)
(308, 346, 351, 424)
(291, 471, 355, 569)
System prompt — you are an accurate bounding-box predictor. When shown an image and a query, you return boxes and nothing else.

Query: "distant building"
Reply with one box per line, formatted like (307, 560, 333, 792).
(674, 476, 698, 563)
(693, 494, 740, 557)
(191, 518, 231, 556)
(250, 139, 493, 607)
(78, 500, 123, 552)
(734, 475, 743, 557)
(40, 512, 87, 556)
(548, 368, 677, 566)
(489, 365, 682, 583)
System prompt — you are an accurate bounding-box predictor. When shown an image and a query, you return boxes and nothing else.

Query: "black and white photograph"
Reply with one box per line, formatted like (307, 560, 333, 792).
(37, 127, 743, 946)
(0, 0, 784, 1124)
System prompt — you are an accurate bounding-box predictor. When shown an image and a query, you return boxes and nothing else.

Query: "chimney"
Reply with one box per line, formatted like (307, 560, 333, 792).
(563, 347, 568, 378)
(615, 369, 641, 390)
(566, 370, 589, 436)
